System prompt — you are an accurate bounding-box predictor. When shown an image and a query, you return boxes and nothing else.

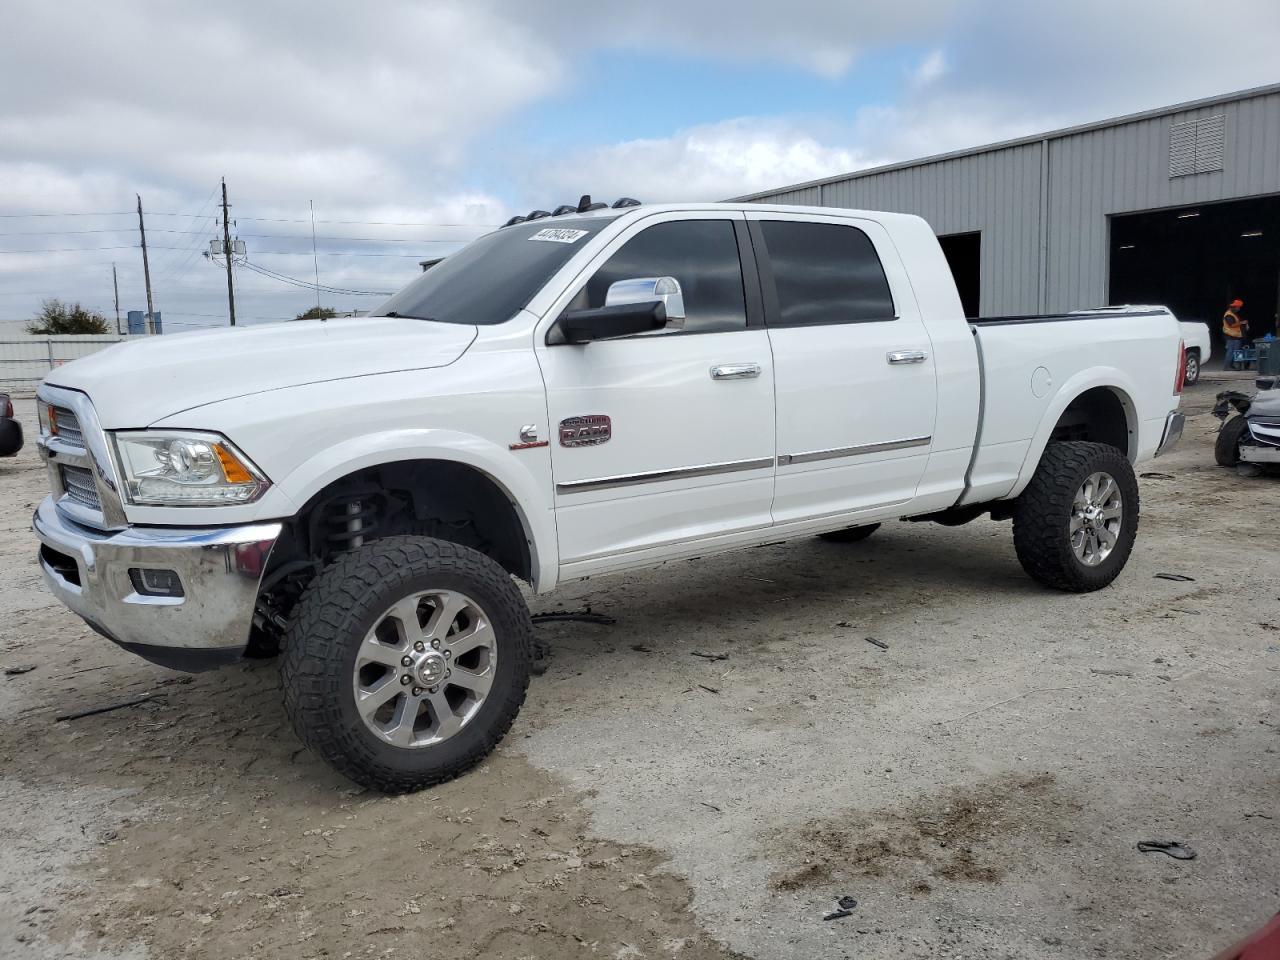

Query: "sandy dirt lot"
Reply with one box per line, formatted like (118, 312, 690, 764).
(1, 380, 1277, 960)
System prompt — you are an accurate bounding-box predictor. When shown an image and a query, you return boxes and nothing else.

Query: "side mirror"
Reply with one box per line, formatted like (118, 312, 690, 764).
(605, 276, 685, 323)
(558, 301, 668, 344)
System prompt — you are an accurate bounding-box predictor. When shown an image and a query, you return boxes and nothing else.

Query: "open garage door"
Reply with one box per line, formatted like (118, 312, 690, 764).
(1110, 195, 1280, 354)
(938, 231, 981, 318)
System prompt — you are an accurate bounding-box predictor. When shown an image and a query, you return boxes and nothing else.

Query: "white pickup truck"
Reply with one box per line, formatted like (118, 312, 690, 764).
(33, 200, 1186, 791)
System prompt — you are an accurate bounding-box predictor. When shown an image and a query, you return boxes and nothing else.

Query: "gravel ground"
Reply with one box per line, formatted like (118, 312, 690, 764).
(1, 380, 1276, 960)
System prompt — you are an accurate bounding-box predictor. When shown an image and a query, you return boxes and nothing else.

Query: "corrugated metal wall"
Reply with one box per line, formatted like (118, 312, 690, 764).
(1043, 90, 1280, 312)
(745, 87, 1280, 316)
(818, 144, 1043, 314)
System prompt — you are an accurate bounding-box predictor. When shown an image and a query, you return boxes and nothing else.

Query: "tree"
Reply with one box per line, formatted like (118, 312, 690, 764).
(293, 306, 337, 321)
(26, 299, 111, 335)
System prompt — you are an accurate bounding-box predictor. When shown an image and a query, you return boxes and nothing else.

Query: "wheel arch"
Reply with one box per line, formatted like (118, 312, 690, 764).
(273, 431, 557, 591)
(1010, 373, 1139, 499)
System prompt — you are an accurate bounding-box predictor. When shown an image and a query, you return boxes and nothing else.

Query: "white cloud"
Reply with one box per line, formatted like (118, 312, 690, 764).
(911, 49, 948, 88)
(502, 0, 957, 78)
(528, 120, 870, 202)
(4, 0, 1280, 326)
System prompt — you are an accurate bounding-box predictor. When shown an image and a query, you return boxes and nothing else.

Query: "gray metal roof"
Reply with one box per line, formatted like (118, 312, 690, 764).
(729, 82, 1280, 202)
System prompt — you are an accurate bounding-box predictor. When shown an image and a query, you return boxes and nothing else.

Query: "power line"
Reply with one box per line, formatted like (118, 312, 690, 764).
(0, 211, 135, 218)
(0, 211, 497, 228)
(236, 217, 497, 227)
(0, 244, 141, 253)
(0, 243, 451, 257)
(250, 249, 453, 258)
(239, 260, 392, 296)
(154, 186, 221, 281)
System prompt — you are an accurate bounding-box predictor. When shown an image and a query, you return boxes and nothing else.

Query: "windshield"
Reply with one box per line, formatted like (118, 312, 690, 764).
(371, 217, 619, 325)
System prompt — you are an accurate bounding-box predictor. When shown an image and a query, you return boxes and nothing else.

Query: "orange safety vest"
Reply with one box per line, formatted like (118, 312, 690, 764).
(1223, 310, 1246, 338)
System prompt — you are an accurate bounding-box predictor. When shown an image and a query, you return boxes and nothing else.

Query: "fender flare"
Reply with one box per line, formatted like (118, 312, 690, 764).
(1007, 368, 1138, 499)
(274, 428, 558, 592)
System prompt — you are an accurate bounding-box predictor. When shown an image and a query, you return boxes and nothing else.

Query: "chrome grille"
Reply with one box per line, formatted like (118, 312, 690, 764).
(53, 406, 84, 446)
(60, 465, 101, 510)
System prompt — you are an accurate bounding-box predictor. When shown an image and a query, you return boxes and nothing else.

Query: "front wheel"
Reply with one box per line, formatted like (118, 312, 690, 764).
(1012, 442, 1139, 592)
(280, 536, 532, 793)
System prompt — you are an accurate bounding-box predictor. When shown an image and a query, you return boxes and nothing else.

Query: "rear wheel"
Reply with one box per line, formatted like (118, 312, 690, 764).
(1184, 350, 1200, 385)
(280, 536, 532, 793)
(1012, 441, 1139, 592)
(819, 523, 881, 543)
(1215, 415, 1248, 467)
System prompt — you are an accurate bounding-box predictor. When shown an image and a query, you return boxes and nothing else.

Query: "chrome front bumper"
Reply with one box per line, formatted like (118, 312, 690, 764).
(32, 496, 280, 671)
(1155, 411, 1185, 457)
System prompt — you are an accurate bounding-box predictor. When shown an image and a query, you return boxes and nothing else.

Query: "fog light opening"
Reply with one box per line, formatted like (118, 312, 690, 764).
(128, 567, 185, 598)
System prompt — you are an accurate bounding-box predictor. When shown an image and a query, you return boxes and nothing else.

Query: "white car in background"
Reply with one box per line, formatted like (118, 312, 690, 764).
(1177, 319, 1212, 384)
(1083, 307, 1211, 384)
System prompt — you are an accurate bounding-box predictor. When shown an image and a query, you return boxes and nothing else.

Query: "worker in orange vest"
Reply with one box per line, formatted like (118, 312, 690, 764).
(1222, 298, 1249, 369)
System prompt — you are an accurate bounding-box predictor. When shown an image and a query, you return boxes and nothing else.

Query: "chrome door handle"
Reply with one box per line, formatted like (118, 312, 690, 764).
(886, 350, 928, 364)
(710, 363, 762, 380)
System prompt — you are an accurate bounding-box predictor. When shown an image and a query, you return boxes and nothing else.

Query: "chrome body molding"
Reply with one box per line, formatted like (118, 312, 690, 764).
(777, 435, 931, 467)
(555, 456, 774, 493)
(32, 495, 281, 661)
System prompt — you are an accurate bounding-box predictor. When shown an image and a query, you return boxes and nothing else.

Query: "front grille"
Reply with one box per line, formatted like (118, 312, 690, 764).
(60, 464, 101, 510)
(53, 406, 84, 446)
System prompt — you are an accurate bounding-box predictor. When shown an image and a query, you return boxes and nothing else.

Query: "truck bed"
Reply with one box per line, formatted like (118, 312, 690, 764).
(958, 306, 1182, 507)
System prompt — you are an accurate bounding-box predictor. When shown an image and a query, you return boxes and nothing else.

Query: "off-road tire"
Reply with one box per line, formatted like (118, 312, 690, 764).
(1214, 415, 1248, 467)
(280, 536, 532, 793)
(819, 523, 881, 544)
(1012, 441, 1139, 593)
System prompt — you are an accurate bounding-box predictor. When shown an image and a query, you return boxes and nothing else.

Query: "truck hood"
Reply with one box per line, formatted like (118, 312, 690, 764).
(43, 317, 478, 428)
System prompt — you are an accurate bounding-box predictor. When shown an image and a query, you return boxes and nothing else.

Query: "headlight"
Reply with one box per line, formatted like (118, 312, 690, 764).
(110, 430, 270, 506)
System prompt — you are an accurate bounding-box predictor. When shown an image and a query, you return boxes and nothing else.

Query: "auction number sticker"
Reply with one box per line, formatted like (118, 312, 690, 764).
(528, 228, 589, 243)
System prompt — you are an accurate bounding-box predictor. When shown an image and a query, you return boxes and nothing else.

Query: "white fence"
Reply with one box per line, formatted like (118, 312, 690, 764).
(0, 336, 135, 395)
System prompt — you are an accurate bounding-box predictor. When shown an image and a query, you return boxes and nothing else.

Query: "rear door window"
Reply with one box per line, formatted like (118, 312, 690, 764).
(757, 220, 895, 326)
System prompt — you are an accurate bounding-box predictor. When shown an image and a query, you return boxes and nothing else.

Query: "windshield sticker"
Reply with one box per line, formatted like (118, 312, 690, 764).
(527, 228, 589, 244)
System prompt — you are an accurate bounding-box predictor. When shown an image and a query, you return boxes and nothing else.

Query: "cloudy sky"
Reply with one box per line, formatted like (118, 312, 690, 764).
(2, 0, 1278, 330)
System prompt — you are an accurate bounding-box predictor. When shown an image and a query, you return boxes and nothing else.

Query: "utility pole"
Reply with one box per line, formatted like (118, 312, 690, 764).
(136, 194, 155, 334)
(310, 200, 321, 317)
(221, 177, 237, 326)
(111, 263, 122, 335)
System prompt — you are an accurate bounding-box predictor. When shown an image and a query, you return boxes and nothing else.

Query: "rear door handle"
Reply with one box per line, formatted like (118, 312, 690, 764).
(886, 350, 928, 365)
(711, 363, 762, 380)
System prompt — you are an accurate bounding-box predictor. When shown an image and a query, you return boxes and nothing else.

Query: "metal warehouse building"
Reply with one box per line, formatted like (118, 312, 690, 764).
(736, 83, 1280, 345)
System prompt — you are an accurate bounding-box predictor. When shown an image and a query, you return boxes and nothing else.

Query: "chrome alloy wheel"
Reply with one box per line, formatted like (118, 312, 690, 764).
(1070, 471, 1123, 567)
(352, 589, 497, 748)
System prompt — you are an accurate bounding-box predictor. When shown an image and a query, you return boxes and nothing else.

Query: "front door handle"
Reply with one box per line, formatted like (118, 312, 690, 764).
(710, 363, 762, 380)
(886, 350, 928, 365)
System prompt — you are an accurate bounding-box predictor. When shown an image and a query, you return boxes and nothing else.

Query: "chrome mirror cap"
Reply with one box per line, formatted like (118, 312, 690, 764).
(605, 276, 686, 324)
